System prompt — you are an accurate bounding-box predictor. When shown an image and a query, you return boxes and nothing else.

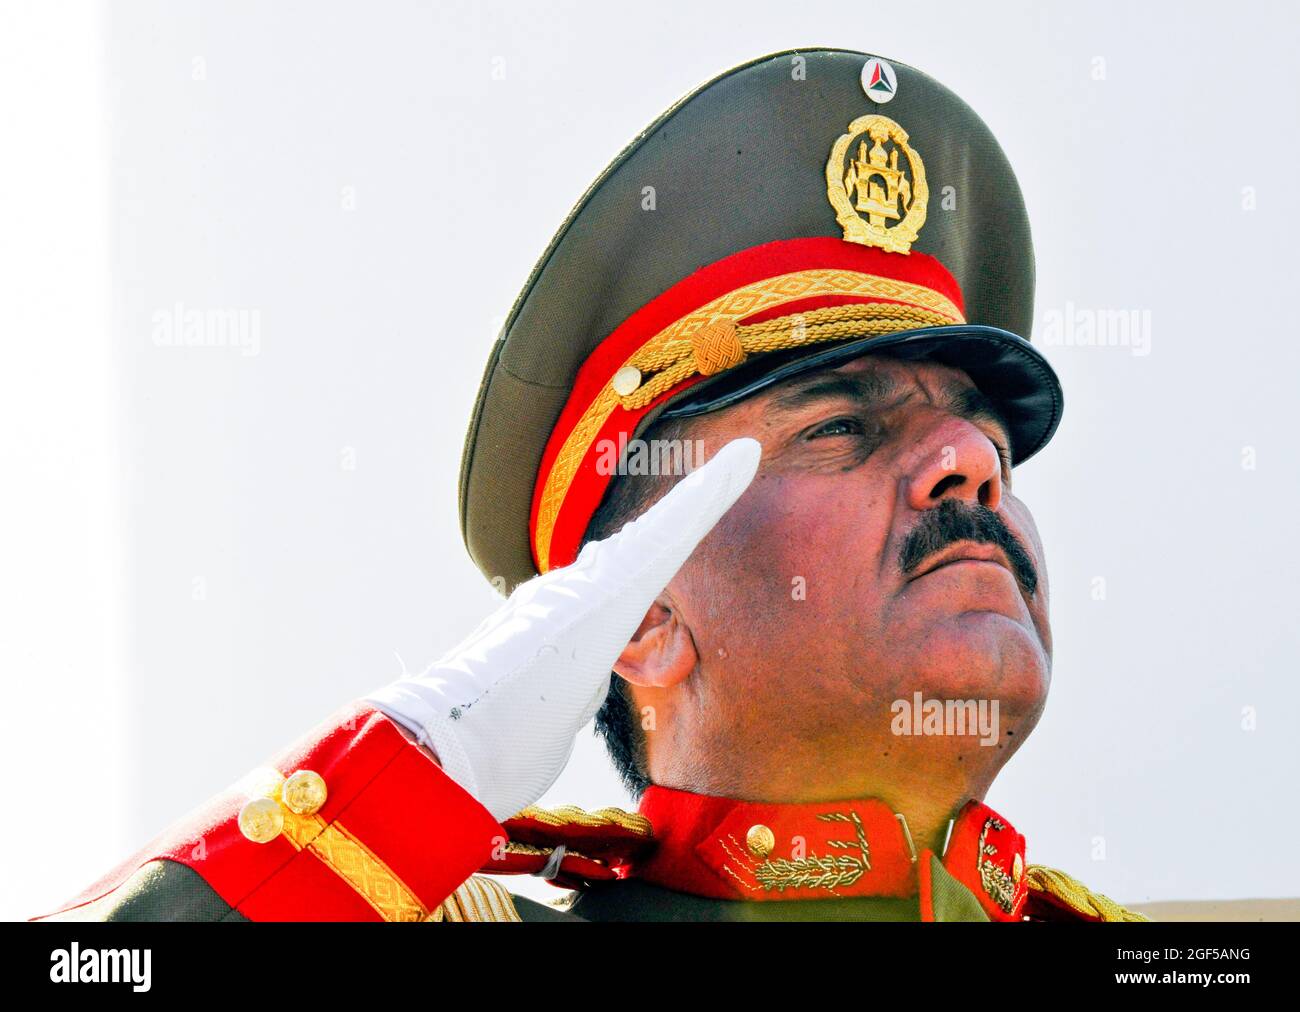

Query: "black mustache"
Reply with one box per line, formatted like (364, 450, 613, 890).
(899, 500, 1039, 596)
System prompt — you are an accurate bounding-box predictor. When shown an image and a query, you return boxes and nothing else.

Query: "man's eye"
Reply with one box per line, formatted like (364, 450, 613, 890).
(997, 445, 1013, 479)
(807, 416, 864, 439)
(987, 436, 1012, 480)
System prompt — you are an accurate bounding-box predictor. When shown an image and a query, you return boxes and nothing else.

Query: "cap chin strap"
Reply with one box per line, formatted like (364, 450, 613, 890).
(617, 301, 959, 411)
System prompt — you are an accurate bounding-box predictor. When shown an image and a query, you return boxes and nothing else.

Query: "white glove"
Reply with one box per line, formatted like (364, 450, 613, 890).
(363, 437, 761, 821)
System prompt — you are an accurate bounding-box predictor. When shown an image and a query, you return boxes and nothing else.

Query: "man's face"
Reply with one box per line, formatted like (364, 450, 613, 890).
(638, 353, 1053, 791)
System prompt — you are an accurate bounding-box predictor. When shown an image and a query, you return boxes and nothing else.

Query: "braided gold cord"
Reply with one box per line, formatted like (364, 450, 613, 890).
(510, 803, 654, 837)
(739, 300, 953, 340)
(427, 875, 522, 922)
(618, 301, 957, 410)
(1025, 864, 1149, 922)
(502, 840, 603, 865)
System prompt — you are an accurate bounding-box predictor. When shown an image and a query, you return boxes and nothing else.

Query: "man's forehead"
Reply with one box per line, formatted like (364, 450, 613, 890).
(764, 353, 979, 409)
(718, 352, 1014, 447)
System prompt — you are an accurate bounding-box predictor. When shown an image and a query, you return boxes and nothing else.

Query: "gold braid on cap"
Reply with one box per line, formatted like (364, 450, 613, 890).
(617, 300, 957, 411)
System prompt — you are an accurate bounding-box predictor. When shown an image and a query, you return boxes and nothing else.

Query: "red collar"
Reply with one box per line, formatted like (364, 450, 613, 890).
(634, 785, 1029, 921)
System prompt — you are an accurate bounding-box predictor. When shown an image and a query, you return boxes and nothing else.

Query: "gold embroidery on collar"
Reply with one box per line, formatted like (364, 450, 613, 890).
(977, 817, 1017, 914)
(720, 811, 872, 894)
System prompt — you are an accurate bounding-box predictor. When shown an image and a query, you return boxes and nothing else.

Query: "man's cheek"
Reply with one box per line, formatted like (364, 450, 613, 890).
(704, 477, 795, 551)
(693, 490, 809, 602)
(1032, 578, 1052, 658)
(1002, 498, 1053, 653)
(1002, 495, 1044, 557)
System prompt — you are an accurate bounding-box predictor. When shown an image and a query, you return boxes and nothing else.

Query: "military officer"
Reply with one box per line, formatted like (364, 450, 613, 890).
(33, 48, 1145, 923)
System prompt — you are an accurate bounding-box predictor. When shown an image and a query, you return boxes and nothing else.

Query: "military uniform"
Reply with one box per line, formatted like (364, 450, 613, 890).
(34, 704, 1138, 922)
(34, 49, 1143, 923)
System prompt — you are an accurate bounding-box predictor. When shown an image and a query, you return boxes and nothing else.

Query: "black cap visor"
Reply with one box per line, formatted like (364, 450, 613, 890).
(660, 325, 1063, 466)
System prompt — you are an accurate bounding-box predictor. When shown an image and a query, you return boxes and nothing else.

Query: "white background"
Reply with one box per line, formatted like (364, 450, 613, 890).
(3, 0, 1297, 919)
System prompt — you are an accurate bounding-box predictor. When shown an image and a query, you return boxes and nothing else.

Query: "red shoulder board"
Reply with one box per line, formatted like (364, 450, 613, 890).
(1022, 864, 1148, 922)
(485, 805, 656, 890)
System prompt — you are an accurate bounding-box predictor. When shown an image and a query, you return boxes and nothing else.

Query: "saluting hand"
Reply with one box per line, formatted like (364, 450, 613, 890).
(363, 438, 761, 821)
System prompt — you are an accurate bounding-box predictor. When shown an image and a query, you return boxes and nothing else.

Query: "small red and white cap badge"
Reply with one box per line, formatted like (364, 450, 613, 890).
(861, 56, 898, 104)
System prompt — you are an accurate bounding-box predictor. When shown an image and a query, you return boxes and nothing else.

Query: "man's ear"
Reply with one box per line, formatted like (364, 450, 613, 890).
(612, 597, 697, 689)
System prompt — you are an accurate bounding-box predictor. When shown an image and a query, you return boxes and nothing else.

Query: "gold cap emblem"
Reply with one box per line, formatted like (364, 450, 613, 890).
(825, 114, 928, 254)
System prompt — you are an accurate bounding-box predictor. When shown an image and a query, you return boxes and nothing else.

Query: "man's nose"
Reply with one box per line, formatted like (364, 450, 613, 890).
(904, 415, 1003, 512)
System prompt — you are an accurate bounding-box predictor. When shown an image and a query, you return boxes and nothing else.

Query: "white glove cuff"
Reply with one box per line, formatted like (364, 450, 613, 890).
(363, 681, 483, 808)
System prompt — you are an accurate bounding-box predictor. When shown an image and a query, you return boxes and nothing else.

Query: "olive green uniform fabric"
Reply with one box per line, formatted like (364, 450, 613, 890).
(40, 860, 250, 923)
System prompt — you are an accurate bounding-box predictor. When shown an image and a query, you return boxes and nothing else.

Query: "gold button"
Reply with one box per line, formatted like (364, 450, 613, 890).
(1012, 852, 1024, 884)
(282, 769, 328, 815)
(611, 366, 642, 396)
(238, 797, 284, 844)
(746, 824, 776, 859)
